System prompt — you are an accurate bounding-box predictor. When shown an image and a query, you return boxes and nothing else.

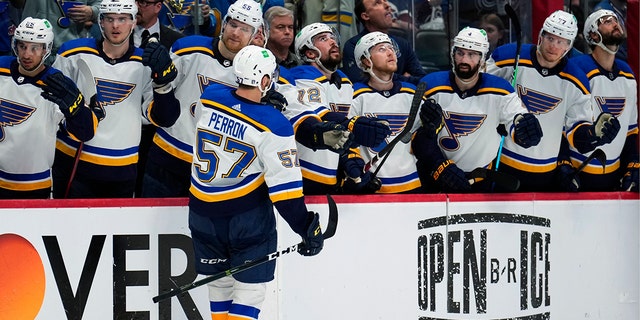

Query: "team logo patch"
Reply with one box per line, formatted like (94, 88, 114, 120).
(0, 99, 36, 141)
(440, 111, 486, 151)
(369, 113, 411, 153)
(517, 85, 562, 115)
(95, 79, 136, 108)
(594, 96, 625, 116)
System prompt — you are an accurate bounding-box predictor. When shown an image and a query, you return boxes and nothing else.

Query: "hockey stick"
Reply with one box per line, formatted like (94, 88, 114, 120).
(573, 148, 607, 176)
(152, 194, 339, 303)
(64, 59, 96, 198)
(495, 4, 522, 173)
(364, 81, 426, 173)
(468, 167, 520, 191)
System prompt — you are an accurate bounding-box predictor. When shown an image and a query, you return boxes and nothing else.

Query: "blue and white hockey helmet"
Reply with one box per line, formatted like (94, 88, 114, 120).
(583, 9, 622, 48)
(223, 0, 263, 34)
(451, 27, 489, 61)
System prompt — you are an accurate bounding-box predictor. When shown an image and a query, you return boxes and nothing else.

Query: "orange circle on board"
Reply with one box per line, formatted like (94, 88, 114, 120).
(0, 233, 46, 320)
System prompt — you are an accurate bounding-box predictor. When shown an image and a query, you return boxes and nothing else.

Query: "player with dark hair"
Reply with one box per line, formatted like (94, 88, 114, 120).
(52, 0, 180, 198)
(0, 17, 96, 199)
(571, 9, 638, 191)
(413, 27, 542, 193)
(189, 45, 323, 320)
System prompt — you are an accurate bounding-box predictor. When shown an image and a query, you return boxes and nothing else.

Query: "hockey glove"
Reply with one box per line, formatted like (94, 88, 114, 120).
(298, 212, 323, 256)
(142, 41, 177, 86)
(432, 159, 471, 192)
(88, 94, 105, 122)
(419, 98, 444, 137)
(513, 113, 543, 148)
(343, 116, 392, 147)
(41, 72, 84, 118)
(338, 152, 382, 194)
(593, 113, 621, 145)
(621, 162, 639, 192)
(261, 88, 287, 111)
(312, 121, 350, 152)
(555, 160, 580, 192)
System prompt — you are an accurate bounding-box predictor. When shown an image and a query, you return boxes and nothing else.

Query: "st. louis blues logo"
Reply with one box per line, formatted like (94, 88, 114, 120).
(369, 113, 412, 153)
(0, 99, 36, 141)
(594, 96, 625, 116)
(517, 85, 562, 115)
(55, 0, 84, 28)
(439, 111, 486, 151)
(94, 78, 136, 108)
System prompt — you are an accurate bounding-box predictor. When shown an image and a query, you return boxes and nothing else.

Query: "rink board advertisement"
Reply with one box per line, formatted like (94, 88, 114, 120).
(0, 193, 638, 320)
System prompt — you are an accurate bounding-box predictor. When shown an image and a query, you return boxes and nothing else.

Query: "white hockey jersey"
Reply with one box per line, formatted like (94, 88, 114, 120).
(420, 71, 527, 172)
(0, 57, 95, 191)
(350, 81, 422, 193)
(486, 44, 594, 173)
(282, 65, 352, 191)
(151, 36, 236, 170)
(53, 38, 155, 181)
(570, 54, 638, 175)
(189, 84, 305, 217)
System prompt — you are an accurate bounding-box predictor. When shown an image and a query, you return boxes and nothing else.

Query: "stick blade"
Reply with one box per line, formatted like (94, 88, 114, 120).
(322, 194, 339, 239)
(470, 168, 520, 192)
(591, 148, 607, 173)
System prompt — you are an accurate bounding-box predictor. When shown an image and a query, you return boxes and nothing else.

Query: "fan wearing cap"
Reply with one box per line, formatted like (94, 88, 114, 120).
(51, 0, 180, 198)
(0, 17, 96, 199)
(411, 27, 538, 193)
(141, 0, 265, 197)
(570, 9, 638, 192)
(189, 45, 324, 320)
(342, 31, 422, 194)
(486, 10, 621, 192)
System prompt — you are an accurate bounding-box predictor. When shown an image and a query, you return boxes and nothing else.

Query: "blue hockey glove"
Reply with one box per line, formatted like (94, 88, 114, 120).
(41, 72, 84, 118)
(88, 94, 105, 122)
(593, 113, 621, 145)
(142, 41, 177, 86)
(513, 113, 543, 148)
(555, 160, 580, 192)
(343, 116, 392, 147)
(419, 98, 444, 137)
(261, 88, 287, 111)
(341, 171, 382, 194)
(432, 159, 471, 192)
(312, 121, 350, 152)
(298, 212, 323, 256)
(621, 162, 639, 192)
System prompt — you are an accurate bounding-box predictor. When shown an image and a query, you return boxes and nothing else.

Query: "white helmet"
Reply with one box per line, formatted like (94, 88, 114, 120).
(233, 45, 277, 95)
(222, 0, 263, 35)
(583, 9, 622, 54)
(12, 17, 55, 63)
(540, 10, 578, 47)
(451, 27, 490, 62)
(354, 31, 396, 71)
(99, 0, 137, 19)
(295, 22, 338, 62)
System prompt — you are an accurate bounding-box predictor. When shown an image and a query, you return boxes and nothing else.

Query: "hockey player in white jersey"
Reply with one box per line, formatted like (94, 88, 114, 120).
(189, 45, 323, 320)
(486, 10, 621, 191)
(286, 22, 391, 194)
(0, 17, 97, 199)
(571, 9, 638, 191)
(141, 0, 265, 197)
(345, 31, 422, 193)
(412, 27, 542, 193)
(52, 0, 180, 198)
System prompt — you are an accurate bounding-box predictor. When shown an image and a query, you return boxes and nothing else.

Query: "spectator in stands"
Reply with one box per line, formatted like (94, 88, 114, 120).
(477, 13, 505, 58)
(22, 0, 100, 61)
(0, 0, 22, 56)
(264, 6, 300, 68)
(342, 0, 425, 84)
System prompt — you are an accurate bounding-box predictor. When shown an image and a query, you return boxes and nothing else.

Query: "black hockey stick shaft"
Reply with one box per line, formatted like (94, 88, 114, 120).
(469, 167, 520, 191)
(504, 4, 522, 87)
(365, 81, 426, 172)
(152, 194, 339, 303)
(574, 148, 606, 176)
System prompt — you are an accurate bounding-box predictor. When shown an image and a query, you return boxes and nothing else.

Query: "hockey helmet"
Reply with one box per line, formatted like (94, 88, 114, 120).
(233, 45, 278, 94)
(294, 22, 339, 62)
(99, 0, 138, 19)
(541, 10, 578, 46)
(12, 17, 55, 63)
(451, 27, 489, 62)
(222, 0, 263, 35)
(354, 31, 397, 71)
(583, 9, 623, 55)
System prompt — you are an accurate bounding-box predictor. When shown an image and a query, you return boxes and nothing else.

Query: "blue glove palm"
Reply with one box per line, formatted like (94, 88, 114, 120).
(344, 116, 391, 147)
(514, 113, 543, 148)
